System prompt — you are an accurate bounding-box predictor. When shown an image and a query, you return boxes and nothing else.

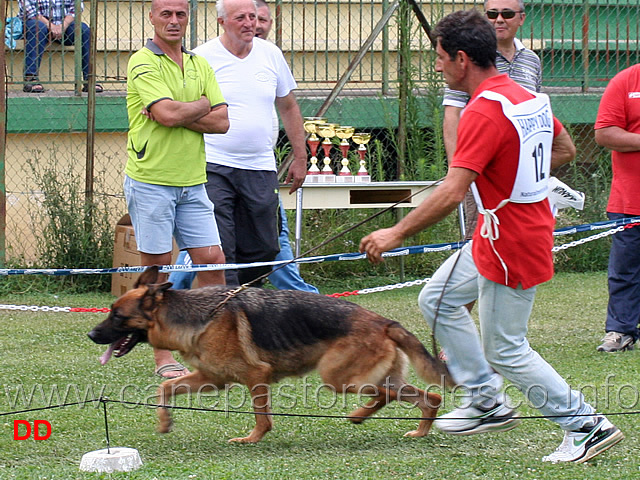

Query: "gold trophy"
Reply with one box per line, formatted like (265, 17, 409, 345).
(352, 132, 372, 183)
(303, 117, 326, 183)
(335, 126, 355, 183)
(316, 122, 338, 183)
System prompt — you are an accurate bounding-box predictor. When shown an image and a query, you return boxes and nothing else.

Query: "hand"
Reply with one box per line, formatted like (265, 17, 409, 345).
(359, 228, 403, 265)
(285, 158, 307, 193)
(141, 107, 156, 122)
(49, 23, 63, 40)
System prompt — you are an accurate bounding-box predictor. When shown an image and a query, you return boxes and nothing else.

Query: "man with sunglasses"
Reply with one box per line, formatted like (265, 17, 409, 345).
(444, 0, 541, 177)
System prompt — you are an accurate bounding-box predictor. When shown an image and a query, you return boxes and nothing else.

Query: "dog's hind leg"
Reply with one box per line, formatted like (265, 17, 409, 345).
(347, 387, 397, 424)
(395, 384, 442, 438)
(348, 381, 441, 436)
(156, 370, 224, 434)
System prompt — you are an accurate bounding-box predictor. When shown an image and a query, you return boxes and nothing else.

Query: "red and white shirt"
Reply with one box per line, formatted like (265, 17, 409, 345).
(452, 74, 564, 289)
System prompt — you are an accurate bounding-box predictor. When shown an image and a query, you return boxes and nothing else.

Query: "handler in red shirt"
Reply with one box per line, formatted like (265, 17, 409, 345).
(359, 10, 622, 463)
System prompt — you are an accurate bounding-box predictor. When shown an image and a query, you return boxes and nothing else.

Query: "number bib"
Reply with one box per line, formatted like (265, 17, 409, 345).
(476, 90, 554, 203)
(466, 90, 555, 286)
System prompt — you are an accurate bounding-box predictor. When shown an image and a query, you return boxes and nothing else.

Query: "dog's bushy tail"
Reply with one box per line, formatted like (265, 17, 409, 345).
(387, 323, 455, 389)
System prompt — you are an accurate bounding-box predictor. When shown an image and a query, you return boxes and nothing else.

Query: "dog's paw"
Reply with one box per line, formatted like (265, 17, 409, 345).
(228, 436, 259, 444)
(347, 415, 365, 424)
(157, 421, 173, 434)
(403, 428, 429, 438)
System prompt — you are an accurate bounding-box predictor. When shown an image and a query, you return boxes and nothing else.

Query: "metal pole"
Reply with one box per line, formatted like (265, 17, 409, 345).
(189, 0, 198, 49)
(381, 0, 389, 94)
(0, 4, 7, 266)
(294, 188, 303, 257)
(85, 0, 98, 218)
(581, 0, 590, 92)
(74, 0, 82, 95)
(275, 0, 282, 49)
(397, 0, 409, 179)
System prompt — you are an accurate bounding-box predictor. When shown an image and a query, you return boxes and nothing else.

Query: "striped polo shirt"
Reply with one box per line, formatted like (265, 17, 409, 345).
(443, 38, 542, 108)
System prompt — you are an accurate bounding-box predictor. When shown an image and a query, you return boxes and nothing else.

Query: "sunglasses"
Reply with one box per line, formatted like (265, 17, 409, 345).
(485, 9, 523, 20)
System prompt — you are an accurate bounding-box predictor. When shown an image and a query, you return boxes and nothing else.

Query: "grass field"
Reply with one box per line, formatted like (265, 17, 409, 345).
(1, 271, 638, 479)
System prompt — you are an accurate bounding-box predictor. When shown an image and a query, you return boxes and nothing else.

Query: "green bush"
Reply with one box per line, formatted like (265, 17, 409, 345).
(12, 154, 115, 293)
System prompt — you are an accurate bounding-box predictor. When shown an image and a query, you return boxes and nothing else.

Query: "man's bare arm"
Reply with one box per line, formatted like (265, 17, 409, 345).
(276, 92, 307, 193)
(550, 126, 577, 169)
(443, 106, 463, 163)
(184, 104, 230, 134)
(595, 125, 640, 153)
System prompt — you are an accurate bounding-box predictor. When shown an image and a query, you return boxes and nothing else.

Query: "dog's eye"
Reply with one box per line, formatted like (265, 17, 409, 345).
(111, 312, 128, 327)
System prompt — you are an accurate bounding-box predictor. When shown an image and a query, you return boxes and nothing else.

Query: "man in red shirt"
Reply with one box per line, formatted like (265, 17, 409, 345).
(360, 10, 622, 463)
(594, 63, 640, 352)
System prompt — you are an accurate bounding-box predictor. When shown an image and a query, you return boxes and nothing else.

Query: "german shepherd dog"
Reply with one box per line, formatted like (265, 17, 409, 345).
(89, 266, 452, 443)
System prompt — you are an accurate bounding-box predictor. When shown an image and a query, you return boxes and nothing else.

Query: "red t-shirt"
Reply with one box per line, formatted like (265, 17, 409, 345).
(452, 74, 563, 289)
(594, 64, 640, 215)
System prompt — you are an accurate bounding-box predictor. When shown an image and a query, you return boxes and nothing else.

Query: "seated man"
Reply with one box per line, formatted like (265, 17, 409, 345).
(19, 0, 103, 93)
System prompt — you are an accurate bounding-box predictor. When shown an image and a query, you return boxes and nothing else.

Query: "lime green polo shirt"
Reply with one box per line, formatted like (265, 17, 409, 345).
(126, 40, 227, 186)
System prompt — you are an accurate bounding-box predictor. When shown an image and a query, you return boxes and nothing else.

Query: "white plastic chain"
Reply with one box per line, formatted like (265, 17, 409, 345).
(552, 226, 625, 252)
(359, 278, 429, 295)
(0, 304, 71, 312)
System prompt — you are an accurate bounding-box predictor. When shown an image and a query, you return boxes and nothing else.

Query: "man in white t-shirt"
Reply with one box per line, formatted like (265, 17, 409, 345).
(194, 0, 307, 286)
(169, 0, 318, 292)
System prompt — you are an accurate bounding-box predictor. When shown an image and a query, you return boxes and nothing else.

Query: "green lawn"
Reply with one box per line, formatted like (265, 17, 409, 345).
(1, 271, 638, 479)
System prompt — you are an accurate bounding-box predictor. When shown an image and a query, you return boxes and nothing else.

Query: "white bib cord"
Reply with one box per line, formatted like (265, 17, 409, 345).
(477, 198, 511, 285)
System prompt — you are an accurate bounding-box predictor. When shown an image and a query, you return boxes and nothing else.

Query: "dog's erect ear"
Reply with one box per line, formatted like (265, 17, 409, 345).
(140, 282, 174, 311)
(152, 282, 173, 295)
(135, 265, 161, 288)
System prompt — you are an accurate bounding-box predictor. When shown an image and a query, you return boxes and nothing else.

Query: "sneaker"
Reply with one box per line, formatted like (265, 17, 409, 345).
(434, 403, 520, 435)
(596, 332, 635, 352)
(542, 416, 623, 463)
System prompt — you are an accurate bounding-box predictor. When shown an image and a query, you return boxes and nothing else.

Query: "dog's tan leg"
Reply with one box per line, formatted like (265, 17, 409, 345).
(397, 386, 442, 438)
(347, 387, 397, 424)
(228, 382, 273, 444)
(346, 382, 441, 437)
(156, 370, 223, 434)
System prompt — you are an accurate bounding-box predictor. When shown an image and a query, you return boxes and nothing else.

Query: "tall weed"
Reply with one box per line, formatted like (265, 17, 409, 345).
(17, 152, 115, 292)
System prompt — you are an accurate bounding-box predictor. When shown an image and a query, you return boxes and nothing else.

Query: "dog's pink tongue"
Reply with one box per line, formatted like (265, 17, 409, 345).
(99, 344, 116, 365)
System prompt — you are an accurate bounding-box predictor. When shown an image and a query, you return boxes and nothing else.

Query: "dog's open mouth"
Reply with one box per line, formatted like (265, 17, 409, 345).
(99, 332, 142, 365)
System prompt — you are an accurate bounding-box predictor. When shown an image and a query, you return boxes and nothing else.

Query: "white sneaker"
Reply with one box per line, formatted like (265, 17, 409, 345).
(434, 403, 520, 435)
(542, 416, 624, 463)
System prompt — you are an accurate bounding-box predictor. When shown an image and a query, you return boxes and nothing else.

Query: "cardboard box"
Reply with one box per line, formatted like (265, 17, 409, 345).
(111, 215, 188, 297)
(111, 214, 143, 297)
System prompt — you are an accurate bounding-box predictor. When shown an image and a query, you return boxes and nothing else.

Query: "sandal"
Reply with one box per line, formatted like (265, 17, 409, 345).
(155, 362, 189, 378)
(23, 81, 45, 93)
(82, 83, 104, 93)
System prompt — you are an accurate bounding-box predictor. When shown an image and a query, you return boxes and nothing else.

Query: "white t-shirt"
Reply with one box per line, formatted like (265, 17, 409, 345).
(193, 37, 297, 171)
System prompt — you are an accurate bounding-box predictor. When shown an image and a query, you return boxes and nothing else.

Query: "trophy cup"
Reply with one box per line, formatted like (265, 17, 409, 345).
(303, 117, 326, 183)
(352, 132, 372, 183)
(316, 122, 338, 183)
(334, 125, 355, 183)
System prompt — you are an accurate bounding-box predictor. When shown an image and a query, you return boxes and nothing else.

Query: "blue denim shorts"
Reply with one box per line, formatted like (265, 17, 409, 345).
(123, 175, 221, 254)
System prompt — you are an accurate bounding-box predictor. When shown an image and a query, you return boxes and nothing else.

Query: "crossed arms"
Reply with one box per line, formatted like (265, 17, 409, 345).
(144, 96, 229, 134)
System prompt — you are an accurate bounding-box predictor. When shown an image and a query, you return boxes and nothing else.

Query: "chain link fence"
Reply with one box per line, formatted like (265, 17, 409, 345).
(2, 0, 637, 284)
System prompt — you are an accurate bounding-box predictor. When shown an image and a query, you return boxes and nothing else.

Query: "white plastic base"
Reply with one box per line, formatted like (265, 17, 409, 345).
(79, 447, 142, 473)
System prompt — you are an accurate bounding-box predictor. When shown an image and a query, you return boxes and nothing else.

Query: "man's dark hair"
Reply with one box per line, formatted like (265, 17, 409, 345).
(434, 10, 497, 69)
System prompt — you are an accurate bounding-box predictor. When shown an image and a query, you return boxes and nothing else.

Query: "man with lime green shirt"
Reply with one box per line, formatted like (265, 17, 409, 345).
(124, 0, 229, 378)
